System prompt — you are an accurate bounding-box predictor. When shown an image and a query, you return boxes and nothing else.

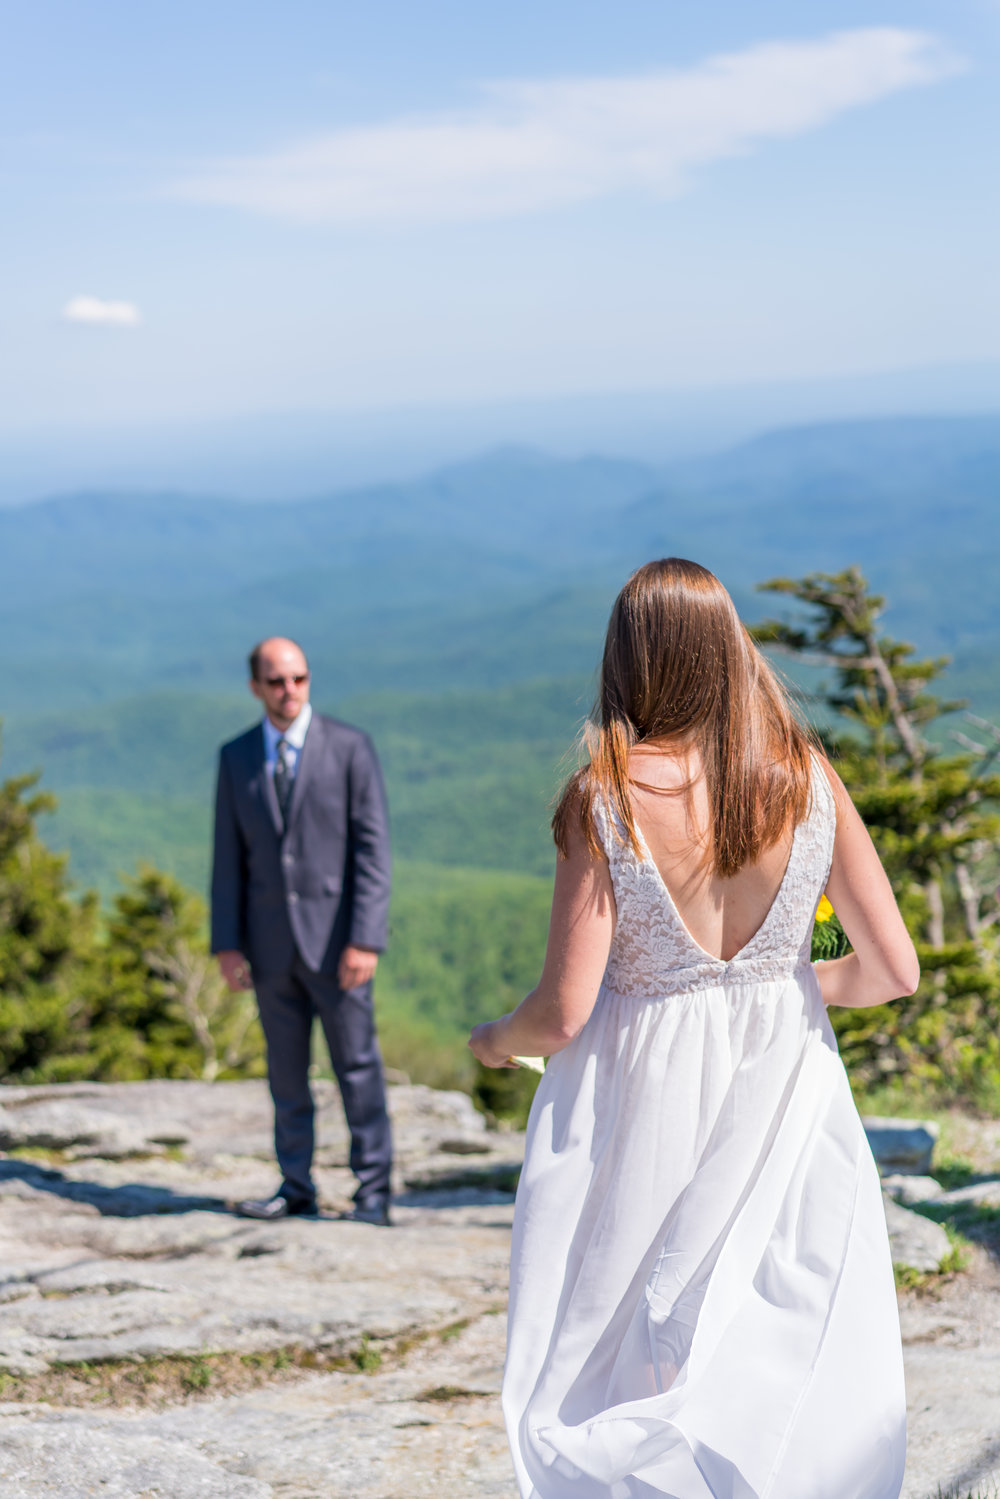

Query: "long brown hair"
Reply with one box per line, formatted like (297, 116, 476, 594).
(552, 558, 815, 877)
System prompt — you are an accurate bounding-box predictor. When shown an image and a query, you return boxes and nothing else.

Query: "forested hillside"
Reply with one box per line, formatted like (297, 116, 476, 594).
(3, 413, 999, 892)
(2, 414, 998, 1091)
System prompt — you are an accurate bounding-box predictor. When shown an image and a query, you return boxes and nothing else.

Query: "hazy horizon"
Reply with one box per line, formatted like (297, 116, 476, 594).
(4, 356, 1000, 506)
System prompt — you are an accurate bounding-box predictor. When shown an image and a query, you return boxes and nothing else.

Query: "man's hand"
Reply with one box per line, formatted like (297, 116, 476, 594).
(338, 944, 379, 990)
(218, 950, 253, 992)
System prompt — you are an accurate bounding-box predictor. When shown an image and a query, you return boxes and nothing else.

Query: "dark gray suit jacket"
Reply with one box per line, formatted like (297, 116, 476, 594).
(210, 713, 391, 978)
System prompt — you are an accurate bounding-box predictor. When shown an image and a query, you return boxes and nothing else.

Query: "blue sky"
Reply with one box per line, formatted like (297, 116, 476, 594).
(2, 0, 998, 442)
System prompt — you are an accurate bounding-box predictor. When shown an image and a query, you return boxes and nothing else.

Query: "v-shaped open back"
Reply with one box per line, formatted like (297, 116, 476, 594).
(592, 755, 837, 995)
(631, 817, 801, 966)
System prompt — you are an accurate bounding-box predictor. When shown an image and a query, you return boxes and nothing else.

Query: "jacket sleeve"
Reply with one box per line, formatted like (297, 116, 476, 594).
(210, 751, 247, 954)
(347, 733, 392, 951)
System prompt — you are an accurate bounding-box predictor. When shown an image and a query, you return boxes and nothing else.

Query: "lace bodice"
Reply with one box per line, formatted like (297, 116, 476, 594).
(593, 758, 836, 996)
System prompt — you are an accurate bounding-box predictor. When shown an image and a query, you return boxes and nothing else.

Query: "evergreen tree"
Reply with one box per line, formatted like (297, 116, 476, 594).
(754, 566, 1000, 1101)
(0, 733, 263, 1081)
(89, 868, 264, 1080)
(0, 750, 97, 1079)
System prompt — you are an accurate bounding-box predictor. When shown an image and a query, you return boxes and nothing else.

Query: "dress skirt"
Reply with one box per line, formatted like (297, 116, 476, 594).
(503, 968, 906, 1499)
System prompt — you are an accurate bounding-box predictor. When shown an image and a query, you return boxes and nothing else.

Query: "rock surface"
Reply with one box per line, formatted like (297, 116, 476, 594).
(863, 1116, 940, 1175)
(882, 1174, 944, 1206)
(0, 1081, 998, 1498)
(0, 1099, 173, 1163)
(883, 1192, 953, 1273)
(0, 1312, 514, 1499)
(937, 1178, 1000, 1209)
(899, 1249, 1000, 1499)
(0, 1081, 519, 1380)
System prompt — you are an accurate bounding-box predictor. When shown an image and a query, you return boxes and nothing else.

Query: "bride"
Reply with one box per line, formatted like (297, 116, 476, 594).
(470, 558, 917, 1499)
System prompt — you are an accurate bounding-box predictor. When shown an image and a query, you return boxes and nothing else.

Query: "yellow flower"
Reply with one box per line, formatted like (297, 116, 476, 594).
(815, 894, 834, 923)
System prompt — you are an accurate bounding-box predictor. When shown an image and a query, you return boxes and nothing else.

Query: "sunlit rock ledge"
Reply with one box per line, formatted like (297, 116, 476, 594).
(0, 1080, 997, 1498)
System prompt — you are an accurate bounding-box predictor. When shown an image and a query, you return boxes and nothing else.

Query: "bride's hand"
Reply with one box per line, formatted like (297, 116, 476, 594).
(468, 1019, 517, 1069)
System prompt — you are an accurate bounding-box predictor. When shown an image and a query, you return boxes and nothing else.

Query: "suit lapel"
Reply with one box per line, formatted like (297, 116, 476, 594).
(283, 713, 319, 833)
(252, 724, 284, 836)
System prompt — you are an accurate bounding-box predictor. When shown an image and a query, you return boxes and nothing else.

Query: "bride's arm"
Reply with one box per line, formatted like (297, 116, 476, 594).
(814, 759, 920, 1008)
(469, 816, 616, 1068)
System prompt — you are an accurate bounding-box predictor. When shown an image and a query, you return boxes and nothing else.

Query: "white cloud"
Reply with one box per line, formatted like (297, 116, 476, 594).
(169, 28, 963, 225)
(62, 295, 141, 327)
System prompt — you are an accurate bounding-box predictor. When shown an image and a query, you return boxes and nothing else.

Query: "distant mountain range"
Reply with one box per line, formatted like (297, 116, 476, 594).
(2, 413, 998, 896)
(5, 358, 1000, 504)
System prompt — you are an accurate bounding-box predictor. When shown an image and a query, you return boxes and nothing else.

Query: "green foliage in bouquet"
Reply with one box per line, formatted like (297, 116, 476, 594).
(471, 1057, 541, 1130)
(810, 906, 851, 963)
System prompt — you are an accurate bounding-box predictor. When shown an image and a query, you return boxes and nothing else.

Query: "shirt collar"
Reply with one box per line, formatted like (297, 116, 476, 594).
(263, 702, 312, 753)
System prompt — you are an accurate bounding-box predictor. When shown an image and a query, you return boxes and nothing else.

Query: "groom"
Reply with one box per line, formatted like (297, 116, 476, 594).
(211, 636, 393, 1225)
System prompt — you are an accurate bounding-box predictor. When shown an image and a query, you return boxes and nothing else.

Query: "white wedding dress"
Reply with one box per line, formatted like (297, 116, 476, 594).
(504, 762, 905, 1499)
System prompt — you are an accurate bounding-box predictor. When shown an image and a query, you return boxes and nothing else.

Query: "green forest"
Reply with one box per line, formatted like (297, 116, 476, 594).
(3, 560, 999, 1115)
(3, 423, 1000, 1112)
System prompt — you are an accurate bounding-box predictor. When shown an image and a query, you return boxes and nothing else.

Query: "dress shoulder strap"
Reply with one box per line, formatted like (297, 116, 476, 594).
(589, 795, 616, 863)
(590, 794, 636, 870)
(800, 752, 838, 889)
(808, 752, 836, 821)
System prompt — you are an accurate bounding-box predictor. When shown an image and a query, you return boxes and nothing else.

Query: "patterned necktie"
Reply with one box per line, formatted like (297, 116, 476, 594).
(274, 737, 294, 824)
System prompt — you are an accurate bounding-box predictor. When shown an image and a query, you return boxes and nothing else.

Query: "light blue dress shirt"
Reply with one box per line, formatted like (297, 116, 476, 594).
(262, 702, 312, 785)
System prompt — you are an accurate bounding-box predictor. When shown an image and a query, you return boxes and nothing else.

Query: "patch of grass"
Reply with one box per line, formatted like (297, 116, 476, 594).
(892, 1242, 966, 1292)
(938, 1242, 969, 1275)
(914, 1197, 1000, 1256)
(5, 1341, 365, 1408)
(852, 1080, 948, 1121)
(388, 1329, 430, 1361)
(932, 1154, 980, 1192)
(894, 1262, 935, 1292)
(351, 1335, 383, 1374)
(893, 1213, 971, 1291)
(5, 1146, 74, 1166)
(438, 1317, 472, 1343)
(33, 1350, 280, 1406)
(416, 1385, 493, 1403)
(0, 1307, 502, 1409)
(180, 1359, 212, 1392)
(5, 1144, 167, 1167)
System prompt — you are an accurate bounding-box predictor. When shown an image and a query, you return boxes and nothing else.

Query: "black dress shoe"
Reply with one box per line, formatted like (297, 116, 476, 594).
(235, 1193, 317, 1220)
(338, 1200, 391, 1227)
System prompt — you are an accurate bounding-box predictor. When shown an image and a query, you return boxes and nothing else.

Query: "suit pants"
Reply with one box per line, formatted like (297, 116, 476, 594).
(254, 954, 392, 1206)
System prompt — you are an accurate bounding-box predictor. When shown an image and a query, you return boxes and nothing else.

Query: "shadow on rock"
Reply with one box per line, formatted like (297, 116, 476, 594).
(0, 1159, 228, 1218)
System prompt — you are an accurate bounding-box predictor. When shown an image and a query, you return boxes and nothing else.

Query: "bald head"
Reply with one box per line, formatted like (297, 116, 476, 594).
(249, 637, 307, 681)
(249, 637, 311, 731)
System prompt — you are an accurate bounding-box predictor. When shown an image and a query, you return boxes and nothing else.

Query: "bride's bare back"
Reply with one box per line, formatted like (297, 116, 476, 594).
(627, 744, 796, 964)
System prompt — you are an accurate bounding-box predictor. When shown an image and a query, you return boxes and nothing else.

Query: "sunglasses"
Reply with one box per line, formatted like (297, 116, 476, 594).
(263, 673, 310, 688)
